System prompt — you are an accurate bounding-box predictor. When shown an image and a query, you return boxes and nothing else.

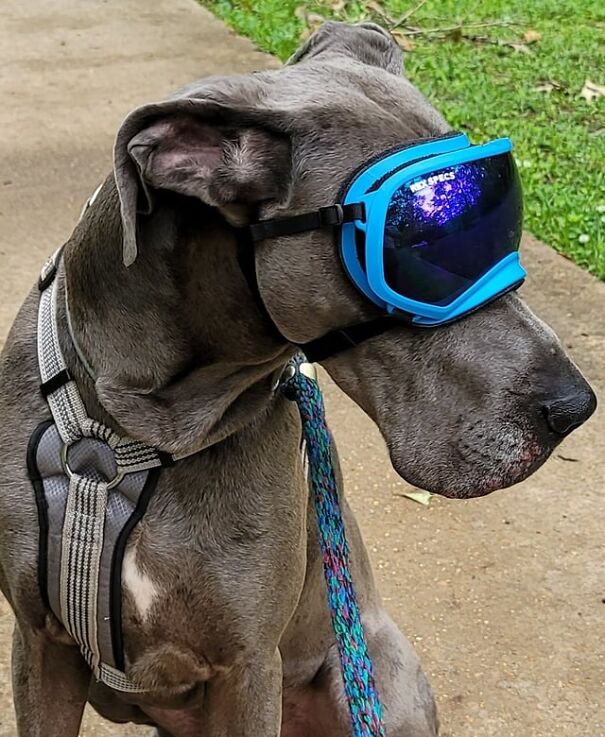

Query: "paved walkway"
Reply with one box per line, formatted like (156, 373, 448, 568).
(0, 1, 603, 735)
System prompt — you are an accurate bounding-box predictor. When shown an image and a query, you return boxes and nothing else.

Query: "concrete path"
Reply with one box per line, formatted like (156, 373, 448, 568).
(0, 1, 603, 735)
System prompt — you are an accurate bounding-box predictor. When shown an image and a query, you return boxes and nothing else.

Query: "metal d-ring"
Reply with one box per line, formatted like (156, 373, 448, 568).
(60, 442, 124, 490)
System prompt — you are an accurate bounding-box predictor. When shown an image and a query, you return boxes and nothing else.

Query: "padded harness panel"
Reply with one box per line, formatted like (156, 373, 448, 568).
(28, 421, 158, 689)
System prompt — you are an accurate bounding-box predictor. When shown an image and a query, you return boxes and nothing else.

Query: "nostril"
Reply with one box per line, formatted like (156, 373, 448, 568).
(542, 390, 597, 435)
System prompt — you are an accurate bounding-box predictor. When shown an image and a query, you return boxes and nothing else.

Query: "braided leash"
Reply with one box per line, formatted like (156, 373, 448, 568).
(281, 356, 386, 737)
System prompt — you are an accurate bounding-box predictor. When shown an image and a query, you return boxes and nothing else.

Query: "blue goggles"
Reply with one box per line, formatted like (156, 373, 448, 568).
(250, 132, 525, 328)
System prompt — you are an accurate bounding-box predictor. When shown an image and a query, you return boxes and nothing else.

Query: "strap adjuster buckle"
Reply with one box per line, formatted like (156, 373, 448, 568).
(318, 204, 344, 227)
(40, 368, 72, 398)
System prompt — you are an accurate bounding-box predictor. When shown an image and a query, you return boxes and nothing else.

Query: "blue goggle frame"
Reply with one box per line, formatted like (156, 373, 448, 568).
(248, 132, 525, 331)
(340, 132, 526, 326)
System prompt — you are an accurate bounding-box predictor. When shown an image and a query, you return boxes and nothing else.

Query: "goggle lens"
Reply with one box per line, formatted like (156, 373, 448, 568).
(383, 152, 523, 306)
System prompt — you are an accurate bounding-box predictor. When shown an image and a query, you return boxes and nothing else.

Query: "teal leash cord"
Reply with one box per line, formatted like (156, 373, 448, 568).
(281, 356, 386, 737)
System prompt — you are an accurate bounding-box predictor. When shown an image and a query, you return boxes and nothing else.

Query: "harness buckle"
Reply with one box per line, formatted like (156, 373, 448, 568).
(61, 442, 125, 490)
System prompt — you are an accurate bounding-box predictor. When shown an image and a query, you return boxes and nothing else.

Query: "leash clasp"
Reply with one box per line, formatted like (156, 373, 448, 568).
(298, 362, 317, 381)
(279, 359, 318, 401)
(280, 360, 317, 384)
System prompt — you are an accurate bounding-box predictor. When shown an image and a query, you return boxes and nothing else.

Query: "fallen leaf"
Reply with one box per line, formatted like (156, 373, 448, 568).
(396, 489, 432, 506)
(297, 9, 327, 39)
(579, 79, 605, 102)
(391, 29, 416, 51)
(295, 6, 326, 27)
(294, 5, 308, 20)
(306, 12, 327, 28)
(523, 29, 542, 43)
(366, 0, 390, 19)
(507, 42, 532, 54)
(533, 79, 563, 93)
(326, 0, 347, 11)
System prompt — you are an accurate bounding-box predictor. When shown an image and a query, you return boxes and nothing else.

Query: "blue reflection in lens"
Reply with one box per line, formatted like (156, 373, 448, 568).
(406, 163, 484, 225)
(383, 153, 523, 306)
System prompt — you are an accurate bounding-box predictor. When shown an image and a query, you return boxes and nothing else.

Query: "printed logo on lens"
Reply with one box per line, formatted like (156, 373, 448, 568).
(409, 171, 456, 193)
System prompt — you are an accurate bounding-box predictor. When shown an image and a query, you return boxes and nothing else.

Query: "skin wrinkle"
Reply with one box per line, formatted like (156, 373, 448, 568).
(0, 21, 596, 737)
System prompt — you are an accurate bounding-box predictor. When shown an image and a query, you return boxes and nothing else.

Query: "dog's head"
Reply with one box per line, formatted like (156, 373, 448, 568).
(113, 22, 596, 498)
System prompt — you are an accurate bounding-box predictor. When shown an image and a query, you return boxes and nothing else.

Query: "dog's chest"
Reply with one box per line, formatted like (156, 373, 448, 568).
(116, 464, 309, 685)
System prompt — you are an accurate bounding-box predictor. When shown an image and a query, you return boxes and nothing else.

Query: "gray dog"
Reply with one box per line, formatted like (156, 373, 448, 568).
(0, 21, 596, 737)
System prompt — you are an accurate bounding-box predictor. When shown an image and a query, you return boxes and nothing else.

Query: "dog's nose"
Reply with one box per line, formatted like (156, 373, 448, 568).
(542, 388, 597, 435)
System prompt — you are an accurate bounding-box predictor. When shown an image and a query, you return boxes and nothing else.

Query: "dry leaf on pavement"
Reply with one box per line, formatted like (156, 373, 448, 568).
(395, 489, 432, 506)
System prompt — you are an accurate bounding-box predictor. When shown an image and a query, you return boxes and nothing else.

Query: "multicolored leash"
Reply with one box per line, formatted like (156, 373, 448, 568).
(281, 356, 386, 737)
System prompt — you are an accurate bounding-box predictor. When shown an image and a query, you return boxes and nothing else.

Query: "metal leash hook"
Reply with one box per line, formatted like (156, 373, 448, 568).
(280, 355, 386, 737)
(280, 359, 317, 386)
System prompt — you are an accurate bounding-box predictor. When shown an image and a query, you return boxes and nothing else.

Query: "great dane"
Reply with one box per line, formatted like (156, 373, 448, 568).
(0, 21, 596, 737)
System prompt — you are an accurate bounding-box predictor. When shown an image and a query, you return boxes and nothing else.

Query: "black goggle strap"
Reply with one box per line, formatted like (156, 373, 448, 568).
(236, 223, 397, 363)
(299, 316, 399, 362)
(248, 202, 365, 242)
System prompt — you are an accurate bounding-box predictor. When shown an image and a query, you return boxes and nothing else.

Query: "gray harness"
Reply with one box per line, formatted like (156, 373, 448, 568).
(30, 248, 185, 692)
(29, 191, 314, 693)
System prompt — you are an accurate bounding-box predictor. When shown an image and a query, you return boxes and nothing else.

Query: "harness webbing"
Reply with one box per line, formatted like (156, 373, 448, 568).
(36, 249, 174, 692)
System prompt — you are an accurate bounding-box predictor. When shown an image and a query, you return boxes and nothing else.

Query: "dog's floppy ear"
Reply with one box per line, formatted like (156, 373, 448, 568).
(288, 21, 403, 76)
(114, 100, 291, 266)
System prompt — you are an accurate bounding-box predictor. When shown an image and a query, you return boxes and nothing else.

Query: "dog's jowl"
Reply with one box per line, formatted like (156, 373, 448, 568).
(0, 22, 595, 737)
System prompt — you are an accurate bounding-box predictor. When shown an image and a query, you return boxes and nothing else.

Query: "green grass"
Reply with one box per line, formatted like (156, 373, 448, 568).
(203, 0, 605, 279)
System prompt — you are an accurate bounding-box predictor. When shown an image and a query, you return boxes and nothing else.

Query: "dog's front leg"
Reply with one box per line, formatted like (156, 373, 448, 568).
(202, 650, 283, 737)
(11, 623, 90, 737)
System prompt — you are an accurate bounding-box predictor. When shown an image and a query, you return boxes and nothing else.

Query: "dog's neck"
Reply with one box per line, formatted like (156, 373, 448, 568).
(62, 179, 294, 456)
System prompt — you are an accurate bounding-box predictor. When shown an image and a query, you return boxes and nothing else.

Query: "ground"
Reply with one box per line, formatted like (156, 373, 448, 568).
(204, 0, 605, 279)
(0, 1, 603, 736)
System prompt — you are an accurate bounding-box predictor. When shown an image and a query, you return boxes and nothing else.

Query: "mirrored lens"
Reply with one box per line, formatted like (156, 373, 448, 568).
(383, 152, 523, 305)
